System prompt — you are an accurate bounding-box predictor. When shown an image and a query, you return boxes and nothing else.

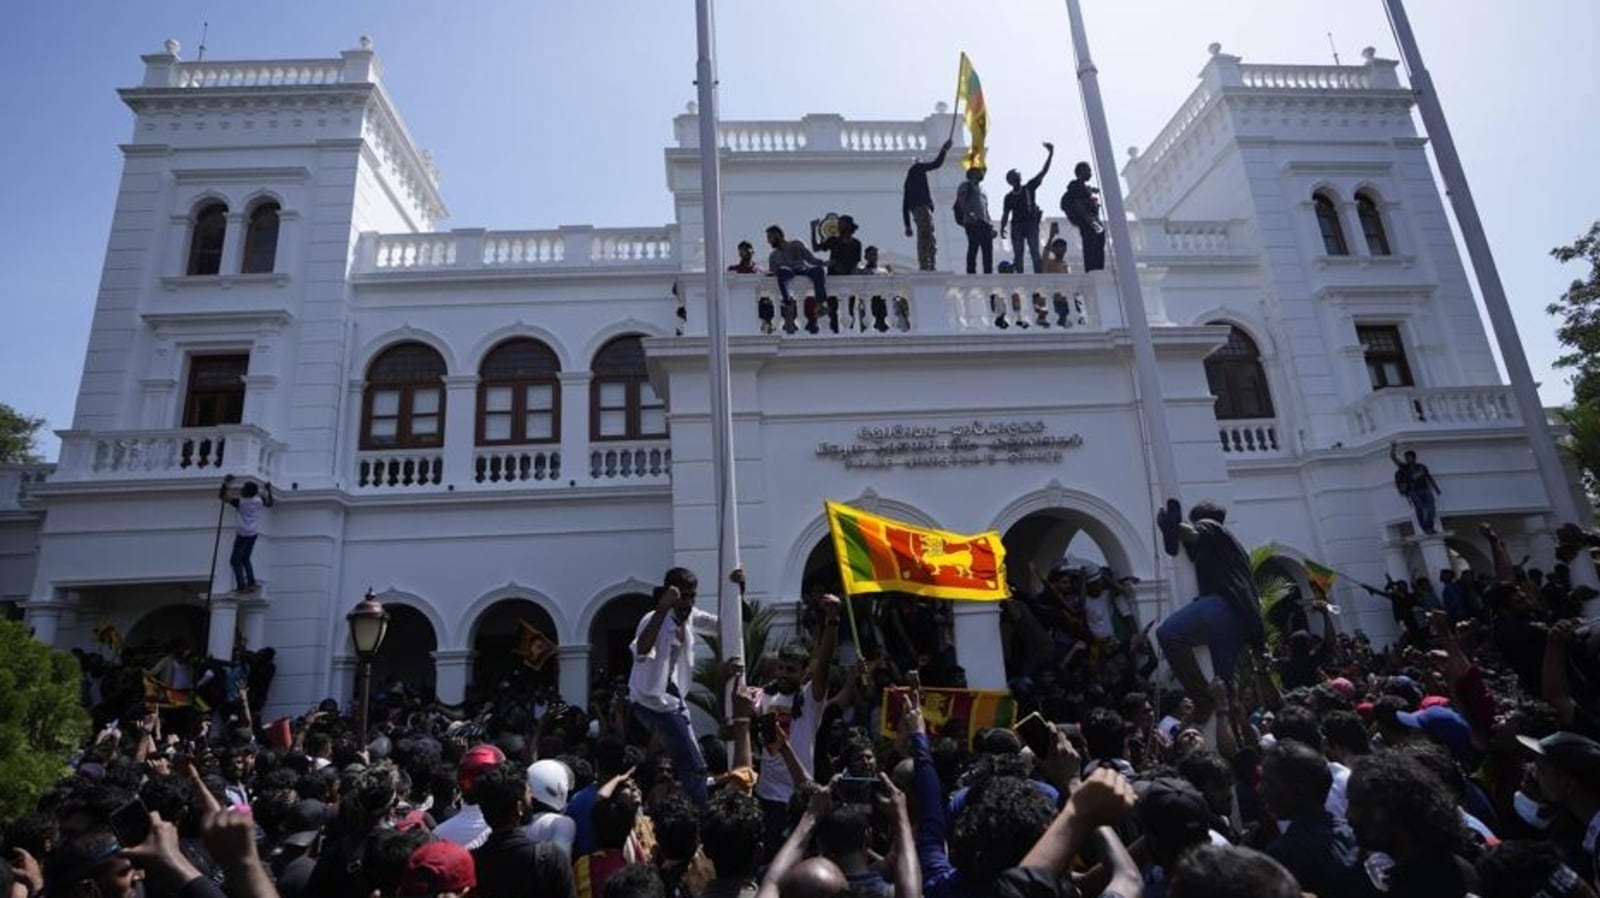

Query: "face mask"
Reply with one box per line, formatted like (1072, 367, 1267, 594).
(1514, 790, 1556, 831)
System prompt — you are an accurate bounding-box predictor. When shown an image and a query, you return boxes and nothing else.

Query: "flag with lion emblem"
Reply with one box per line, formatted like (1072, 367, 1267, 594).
(825, 500, 1007, 601)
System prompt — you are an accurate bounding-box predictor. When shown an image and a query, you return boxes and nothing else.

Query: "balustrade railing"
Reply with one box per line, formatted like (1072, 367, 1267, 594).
(0, 464, 53, 510)
(54, 426, 282, 482)
(1239, 64, 1372, 90)
(1218, 419, 1288, 458)
(1133, 220, 1239, 256)
(355, 450, 444, 490)
(719, 123, 807, 152)
(1350, 387, 1521, 438)
(474, 447, 561, 486)
(838, 123, 928, 152)
(590, 441, 671, 482)
(362, 226, 677, 274)
(174, 60, 344, 88)
(721, 272, 1111, 338)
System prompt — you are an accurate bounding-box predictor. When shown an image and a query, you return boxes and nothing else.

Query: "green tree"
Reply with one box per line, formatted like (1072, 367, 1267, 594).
(0, 619, 90, 820)
(0, 403, 47, 464)
(1549, 223, 1600, 499)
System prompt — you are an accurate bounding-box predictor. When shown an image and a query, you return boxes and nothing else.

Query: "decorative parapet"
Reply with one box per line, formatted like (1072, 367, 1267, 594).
(356, 225, 680, 275)
(672, 110, 960, 155)
(0, 464, 53, 511)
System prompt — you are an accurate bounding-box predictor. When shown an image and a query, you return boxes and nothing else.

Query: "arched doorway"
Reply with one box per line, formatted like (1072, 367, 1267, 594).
(588, 593, 654, 700)
(369, 604, 437, 700)
(470, 599, 560, 692)
(1001, 508, 1131, 582)
(1444, 537, 1490, 575)
(126, 605, 207, 656)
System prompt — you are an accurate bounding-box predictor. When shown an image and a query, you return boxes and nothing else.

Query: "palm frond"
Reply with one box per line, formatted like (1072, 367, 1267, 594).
(1256, 575, 1294, 652)
(688, 602, 789, 721)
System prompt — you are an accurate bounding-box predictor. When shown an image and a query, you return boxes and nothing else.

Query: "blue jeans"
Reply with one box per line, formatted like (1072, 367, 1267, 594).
(1157, 594, 1247, 699)
(1407, 489, 1438, 533)
(229, 534, 257, 591)
(1010, 218, 1042, 273)
(775, 266, 827, 305)
(630, 701, 709, 808)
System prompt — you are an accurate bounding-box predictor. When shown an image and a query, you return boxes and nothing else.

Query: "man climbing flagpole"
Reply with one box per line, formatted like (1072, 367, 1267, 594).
(692, 0, 745, 667)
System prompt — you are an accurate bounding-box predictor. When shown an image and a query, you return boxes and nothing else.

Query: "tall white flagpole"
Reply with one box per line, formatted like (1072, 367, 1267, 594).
(1383, 0, 1598, 593)
(1061, 2, 1185, 523)
(693, 0, 746, 655)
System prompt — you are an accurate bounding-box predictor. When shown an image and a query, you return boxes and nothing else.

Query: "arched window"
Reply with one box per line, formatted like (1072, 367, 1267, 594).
(241, 201, 281, 273)
(186, 202, 228, 275)
(478, 338, 560, 445)
(1356, 191, 1391, 256)
(1312, 191, 1349, 256)
(362, 342, 447, 449)
(591, 335, 666, 440)
(1205, 325, 1275, 420)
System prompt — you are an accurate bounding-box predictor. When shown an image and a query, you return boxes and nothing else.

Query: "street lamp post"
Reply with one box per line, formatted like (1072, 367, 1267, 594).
(346, 589, 390, 746)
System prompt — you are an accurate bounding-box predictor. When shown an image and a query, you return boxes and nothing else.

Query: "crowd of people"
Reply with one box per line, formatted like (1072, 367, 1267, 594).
(723, 140, 1106, 336)
(5, 503, 1600, 898)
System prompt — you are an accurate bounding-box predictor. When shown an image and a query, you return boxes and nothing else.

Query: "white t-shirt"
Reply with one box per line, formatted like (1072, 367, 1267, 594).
(235, 495, 265, 537)
(755, 682, 823, 804)
(1326, 761, 1350, 819)
(1084, 595, 1114, 641)
(527, 811, 576, 857)
(628, 608, 717, 713)
(433, 803, 490, 850)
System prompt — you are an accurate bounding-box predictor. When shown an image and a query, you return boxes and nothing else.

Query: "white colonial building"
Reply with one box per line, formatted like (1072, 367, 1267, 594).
(0, 38, 1581, 717)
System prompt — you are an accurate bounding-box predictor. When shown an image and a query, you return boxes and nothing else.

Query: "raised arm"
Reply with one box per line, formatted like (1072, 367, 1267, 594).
(1543, 619, 1579, 725)
(810, 595, 841, 702)
(756, 789, 827, 898)
(1017, 768, 1136, 873)
(634, 587, 679, 661)
(1031, 142, 1055, 186)
(1389, 440, 1403, 466)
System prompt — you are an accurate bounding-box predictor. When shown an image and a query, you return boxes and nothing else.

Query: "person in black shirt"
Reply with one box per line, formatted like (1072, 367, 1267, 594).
(1154, 499, 1264, 720)
(471, 760, 578, 898)
(1062, 161, 1106, 271)
(903, 138, 953, 271)
(811, 215, 861, 333)
(1000, 142, 1053, 273)
(1390, 442, 1443, 534)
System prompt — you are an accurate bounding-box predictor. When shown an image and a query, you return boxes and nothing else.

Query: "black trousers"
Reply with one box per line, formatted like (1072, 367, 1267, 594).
(964, 222, 994, 274)
(1078, 223, 1106, 271)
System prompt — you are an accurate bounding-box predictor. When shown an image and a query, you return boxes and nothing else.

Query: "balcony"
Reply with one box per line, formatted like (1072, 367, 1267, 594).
(1218, 419, 1291, 460)
(53, 425, 284, 484)
(1349, 386, 1520, 440)
(718, 271, 1116, 338)
(0, 463, 53, 512)
(354, 225, 681, 276)
(352, 439, 669, 493)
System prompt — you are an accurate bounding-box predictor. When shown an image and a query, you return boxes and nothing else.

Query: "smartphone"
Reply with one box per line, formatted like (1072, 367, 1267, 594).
(110, 797, 151, 848)
(833, 776, 877, 805)
(1013, 712, 1054, 756)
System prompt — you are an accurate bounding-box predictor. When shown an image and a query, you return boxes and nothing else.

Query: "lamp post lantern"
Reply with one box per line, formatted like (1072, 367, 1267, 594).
(346, 588, 390, 745)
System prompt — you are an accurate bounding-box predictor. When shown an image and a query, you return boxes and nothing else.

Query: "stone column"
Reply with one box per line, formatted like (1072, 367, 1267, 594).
(220, 212, 247, 275)
(432, 649, 475, 706)
(951, 603, 1006, 690)
(1340, 202, 1368, 257)
(1413, 532, 1454, 584)
(442, 375, 478, 488)
(558, 372, 591, 485)
(22, 599, 65, 645)
(558, 645, 591, 707)
(207, 594, 241, 661)
(238, 598, 269, 652)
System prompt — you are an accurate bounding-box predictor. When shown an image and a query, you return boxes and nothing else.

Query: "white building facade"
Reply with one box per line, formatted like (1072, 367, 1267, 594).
(1, 39, 1581, 718)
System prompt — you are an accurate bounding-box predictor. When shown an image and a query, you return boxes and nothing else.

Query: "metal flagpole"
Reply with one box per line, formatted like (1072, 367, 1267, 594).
(1382, 0, 1599, 597)
(1060, 2, 1185, 528)
(693, 0, 746, 658)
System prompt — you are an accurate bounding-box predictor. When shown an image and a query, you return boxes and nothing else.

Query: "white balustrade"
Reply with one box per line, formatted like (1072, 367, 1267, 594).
(1238, 64, 1372, 90)
(1218, 419, 1288, 458)
(373, 234, 457, 270)
(361, 228, 676, 274)
(355, 450, 445, 490)
(1136, 85, 1214, 174)
(722, 272, 1111, 338)
(0, 464, 54, 510)
(719, 124, 807, 152)
(473, 447, 562, 486)
(175, 60, 344, 88)
(590, 441, 671, 482)
(589, 229, 674, 264)
(1350, 387, 1520, 438)
(483, 231, 564, 266)
(55, 426, 281, 482)
(838, 123, 928, 152)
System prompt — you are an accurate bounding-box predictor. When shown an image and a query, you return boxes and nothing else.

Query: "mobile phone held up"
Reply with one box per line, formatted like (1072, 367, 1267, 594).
(111, 797, 152, 848)
(1013, 711, 1054, 757)
(833, 776, 878, 805)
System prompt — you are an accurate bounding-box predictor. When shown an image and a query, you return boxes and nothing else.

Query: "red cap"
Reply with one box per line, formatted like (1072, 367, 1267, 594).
(457, 744, 505, 793)
(1355, 701, 1375, 720)
(398, 841, 475, 896)
(1419, 695, 1452, 710)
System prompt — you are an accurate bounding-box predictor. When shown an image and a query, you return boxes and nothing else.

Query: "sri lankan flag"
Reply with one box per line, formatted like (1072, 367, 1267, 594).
(956, 52, 987, 170)
(880, 686, 1016, 746)
(142, 672, 209, 712)
(826, 500, 1007, 601)
(513, 620, 556, 671)
(1305, 560, 1338, 603)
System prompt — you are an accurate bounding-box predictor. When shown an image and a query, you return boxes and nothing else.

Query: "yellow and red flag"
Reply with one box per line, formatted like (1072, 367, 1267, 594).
(956, 52, 987, 170)
(826, 500, 1007, 601)
(142, 671, 208, 712)
(880, 686, 1016, 746)
(1305, 560, 1338, 603)
(513, 620, 557, 671)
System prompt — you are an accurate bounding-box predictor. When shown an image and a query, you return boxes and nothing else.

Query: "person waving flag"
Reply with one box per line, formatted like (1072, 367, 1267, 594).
(956, 52, 987, 170)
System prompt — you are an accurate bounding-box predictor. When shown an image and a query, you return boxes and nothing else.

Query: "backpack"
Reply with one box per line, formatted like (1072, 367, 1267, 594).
(954, 183, 971, 227)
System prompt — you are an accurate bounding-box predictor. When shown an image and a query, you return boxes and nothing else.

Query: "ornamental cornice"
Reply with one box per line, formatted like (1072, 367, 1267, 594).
(360, 88, 448, 225)
(119, 83, 373, 116)
(172, 166, 311, 183)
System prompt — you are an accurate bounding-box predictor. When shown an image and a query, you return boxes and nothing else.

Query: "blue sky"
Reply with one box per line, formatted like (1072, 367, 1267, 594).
(2, 1, 1597, 459)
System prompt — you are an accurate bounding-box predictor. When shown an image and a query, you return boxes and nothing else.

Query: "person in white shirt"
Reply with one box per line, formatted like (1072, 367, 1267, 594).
(755, 593, 841, 849)
(219, 474, 274, 593)
(628, 567, 719, 808)
(433, 743, 508, 850)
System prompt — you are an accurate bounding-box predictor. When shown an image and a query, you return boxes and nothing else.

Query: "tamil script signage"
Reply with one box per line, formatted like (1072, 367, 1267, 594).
(815, 420, 1084, 469)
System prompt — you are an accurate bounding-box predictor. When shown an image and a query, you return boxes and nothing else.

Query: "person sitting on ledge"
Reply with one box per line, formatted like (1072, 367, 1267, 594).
(766, 225, 829, 334)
